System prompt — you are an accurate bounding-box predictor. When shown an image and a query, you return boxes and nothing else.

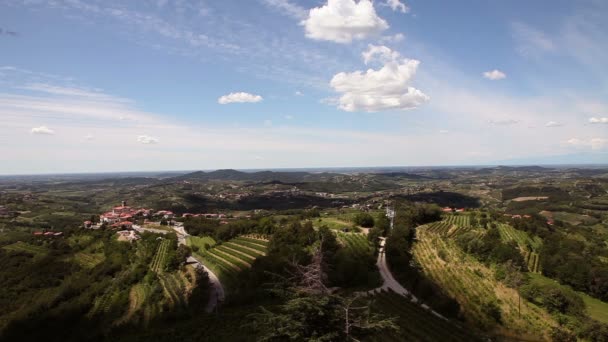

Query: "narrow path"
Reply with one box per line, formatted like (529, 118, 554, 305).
(174, 225, 225, 313)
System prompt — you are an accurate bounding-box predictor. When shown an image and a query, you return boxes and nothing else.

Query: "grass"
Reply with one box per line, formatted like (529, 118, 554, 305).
(2, 241, 48, 256)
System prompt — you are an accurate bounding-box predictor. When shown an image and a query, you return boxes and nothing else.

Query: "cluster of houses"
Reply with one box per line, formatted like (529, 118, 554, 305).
(84, 201, 175, 230)
(503, 214, 533, 219)
(442, 207, 466, 213)
(32, 231, 63, 237)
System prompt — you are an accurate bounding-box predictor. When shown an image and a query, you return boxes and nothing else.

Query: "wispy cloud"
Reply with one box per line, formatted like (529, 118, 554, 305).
(511, 22, 555, 57)
(260, 0, 307, 20)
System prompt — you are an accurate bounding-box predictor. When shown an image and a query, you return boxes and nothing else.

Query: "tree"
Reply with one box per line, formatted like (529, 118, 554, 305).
(501, 260, 525, 317)
(251, 243, 397, 341)
(353, 213, 374, 228)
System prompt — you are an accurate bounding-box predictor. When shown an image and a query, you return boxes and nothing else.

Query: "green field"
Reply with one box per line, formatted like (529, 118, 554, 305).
(2, 241, 48, 256)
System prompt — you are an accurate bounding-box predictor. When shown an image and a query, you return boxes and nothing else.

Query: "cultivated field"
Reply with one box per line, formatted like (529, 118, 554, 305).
(412, 226, 556, 338)
(192, 236, 268, 287)
(2, 241, 48, 256)
(150, 239, 171, 273)
(497, 224, 542, 273)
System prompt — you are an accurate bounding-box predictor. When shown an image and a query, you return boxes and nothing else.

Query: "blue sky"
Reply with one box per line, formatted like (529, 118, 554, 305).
(0, 0, 607, 174)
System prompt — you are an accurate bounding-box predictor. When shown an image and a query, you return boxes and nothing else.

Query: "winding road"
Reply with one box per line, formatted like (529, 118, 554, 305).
(371, 237, 447, 320)
(173, 225, 225, 313)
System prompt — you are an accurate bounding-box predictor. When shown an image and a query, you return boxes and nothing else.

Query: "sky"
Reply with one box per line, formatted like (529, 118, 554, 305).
(0, 0, 607, 174)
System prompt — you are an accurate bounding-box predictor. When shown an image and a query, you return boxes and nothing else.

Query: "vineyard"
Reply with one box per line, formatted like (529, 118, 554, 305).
(74, 251, 105, 269)
(193, 236, 268, 287)
(337, 232, 373, 256)
(186, 235, 217, 251)
(150, 239, 171, 273)
(444, 214, 471, 228)
(2, 241, 48, 256)
(422, 214, 477, 239)
(367, 289, 479, 342)
(497, 224, 542, 273)
(412, 226, 555, 338)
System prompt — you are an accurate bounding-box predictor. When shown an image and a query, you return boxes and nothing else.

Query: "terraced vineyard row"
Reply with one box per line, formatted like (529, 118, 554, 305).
(193, 236, 268, 287)
(444, 215, 471, 228)
(75, 252, 105, 269)
(186, 235, 217, 250)
(424, 220, 474, 238)
(497, 224, 542, 273)
(2, 241, 48, 256)
(412, 226, 555, 336)
(150, 239, 171, 273)
(523, 250, 541, 273)
(159, 272, 189, 307)
(497, 224, 542, 250)
(368, 290, 479, 342)
(337, 232, 372, 256)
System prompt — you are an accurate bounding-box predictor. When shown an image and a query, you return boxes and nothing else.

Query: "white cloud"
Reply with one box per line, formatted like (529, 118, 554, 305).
(362, 44, 400, 65)
(30, 126, 55, 135)
(295, 90, 304, 96)
(218, 92, 263, 104)
(383, 0, 409, 13)
(483, 69, 506, 80)
(329, 45, 429, 112)
(545, 121, 562, 127)
(589, 117, 608, 124)
(137, 135, 159, 144)
(566, 137, 608, 150)
(439, 130, 449, 134)
(84, 134, 94, 141)
(284, 115, 294, 120)
(302, 0, 389, 44)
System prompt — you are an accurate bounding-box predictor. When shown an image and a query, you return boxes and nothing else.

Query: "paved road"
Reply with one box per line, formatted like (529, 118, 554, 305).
(174, 225, 225, 313)
(371, 237, 447, 320)
(373, 237, 414, 298)
(187, 256, 225, 312)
